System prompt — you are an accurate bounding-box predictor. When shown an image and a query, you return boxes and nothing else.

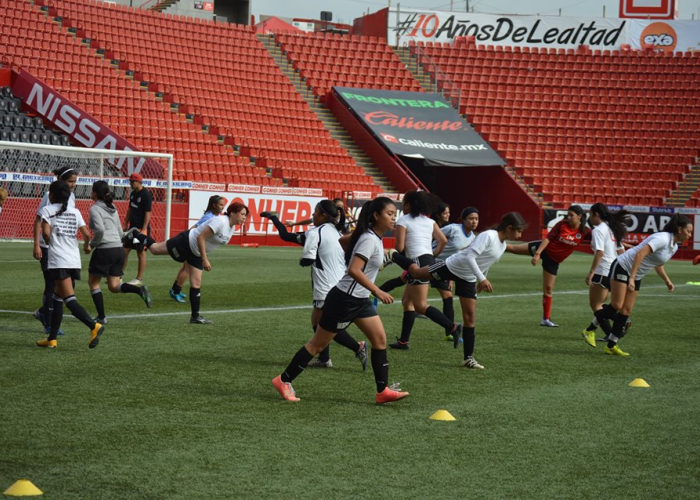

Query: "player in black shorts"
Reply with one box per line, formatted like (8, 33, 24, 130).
(122, 172, 152, 285)
(87, 181, 152, 324)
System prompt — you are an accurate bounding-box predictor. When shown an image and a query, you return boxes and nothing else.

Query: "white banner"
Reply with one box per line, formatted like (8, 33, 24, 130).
(390, 9, 627, 49)
(189, 190, 324, 235)
(629, 20, 700, 52)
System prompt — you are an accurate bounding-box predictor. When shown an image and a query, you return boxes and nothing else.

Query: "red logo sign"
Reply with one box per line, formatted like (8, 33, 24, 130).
(363, 111, 463, 131)
(382, 133, 398, 143)
(620, 0, 677, 19)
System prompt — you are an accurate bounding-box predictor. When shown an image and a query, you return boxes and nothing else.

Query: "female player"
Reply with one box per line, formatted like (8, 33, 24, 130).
(433, 202, 451, 228)
(506, 205, 590, 327)
(32, 166, 78, 335)
(169, 195, 227, 302)
(266, 200, 368, 369)
(581, 203, 630, 347)
(87, 181, 152, 324)
(137, 202, 248, 324)
(272, 197, 409, 404)
(36, 181, 105, 349)
(388, 212, 528, 369)
(387, 191, 461, 351)
(597, 214, 692, 356)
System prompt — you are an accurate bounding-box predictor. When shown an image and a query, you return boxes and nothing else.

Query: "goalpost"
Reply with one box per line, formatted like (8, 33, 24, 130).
(0, 141, 174, 241)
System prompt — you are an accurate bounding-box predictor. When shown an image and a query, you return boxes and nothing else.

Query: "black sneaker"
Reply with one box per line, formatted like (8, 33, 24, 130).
(356, 340, 368, 371)
(389, 338, 410, 350)
(452, 323, 463, 349)
(260, 211, 279, 219)
(139, 285, 153, 308)
(190, 315, 212, 324)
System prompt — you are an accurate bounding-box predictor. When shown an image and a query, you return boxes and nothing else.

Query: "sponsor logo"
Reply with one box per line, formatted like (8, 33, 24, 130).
(650, 206, 675, 214)
(640, 22, 677, 51)
(382, 133, 398, 143)
(364, 111, 462, 131)
(616, 274, 629, 282)
(342, 92, 449, 108)
(383, 136, 488, 151)
(337, 321, 352, 330)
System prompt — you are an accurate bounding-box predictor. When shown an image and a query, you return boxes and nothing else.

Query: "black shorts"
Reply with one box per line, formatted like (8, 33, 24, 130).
(528, 240, 560, 276)
(89, 247, 125, 277)
(430, 273, 452, 292)
(427, 261, 477, 299)
(407, 254, 435, 286)
(40, 246, 49, 272)
(48, 268, 81, 281)
(318, 287, 377, 333)
(590, 273, 611, 290)
(609, 260, 641, 291)
(123, 226, 151, 250)
(166, 230, 203, 270)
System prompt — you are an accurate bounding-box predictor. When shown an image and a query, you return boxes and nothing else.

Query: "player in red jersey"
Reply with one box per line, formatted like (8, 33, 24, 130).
(506, 205, 590, 327)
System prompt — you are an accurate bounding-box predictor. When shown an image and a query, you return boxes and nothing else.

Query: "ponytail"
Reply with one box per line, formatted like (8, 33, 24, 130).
(205, 195, 223, 214)
(568, 205, 587, 229)
(590, 202, 630, 245)
(92, 180, 115, 209)
(317, 199, 345, 233)
(49, 180, 71, 217)
(496, 211, 528, 232)
(662, 214, 692, 235)
(345, 197, 395, 264)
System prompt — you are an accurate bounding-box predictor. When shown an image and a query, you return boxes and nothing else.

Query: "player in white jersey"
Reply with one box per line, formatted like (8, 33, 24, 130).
(597, 214, 693, 356)
(388, 191, 463, 351)
(266, 200, 368, 369)
(272, 197, 410, 404)
(32, 166, 78, 336)
(35, 181, 106, 349)
(388, 212, 528, 368)
(138, 203, 248, 324)
(581, 203, 630, 348)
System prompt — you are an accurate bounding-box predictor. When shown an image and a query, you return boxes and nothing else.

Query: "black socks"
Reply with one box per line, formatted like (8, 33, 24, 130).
(442, 297, 454, 335)
(281, 346, 314, 383)
(425, 306, 454, 331)
(334, 329, 360, 353)
(172, 281, 182, 295)
(379, 276, 405, 293)
(371, 348, 389, 393)
(190, 287, 201, 318)
(119, 283, 141, 294)
(49, 295, 64, 341)
(91, 289, 105, 319)
(463, 327, 476, 359)
(64, 295, 96, 329)
(399, 311, 416, 342)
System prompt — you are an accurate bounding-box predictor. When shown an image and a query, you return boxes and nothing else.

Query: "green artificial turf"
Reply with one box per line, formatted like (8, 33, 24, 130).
(1, 243, 699, 499)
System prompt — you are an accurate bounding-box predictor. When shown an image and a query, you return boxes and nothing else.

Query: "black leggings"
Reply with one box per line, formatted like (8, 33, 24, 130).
(268, 215, 305, 245)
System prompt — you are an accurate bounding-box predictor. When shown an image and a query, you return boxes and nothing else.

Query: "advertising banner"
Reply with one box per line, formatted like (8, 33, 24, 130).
(629, 20, 700, 52)
(334, 87, 503, 167)
(189, 190, 324, 235)
(389, 8, 627, 49)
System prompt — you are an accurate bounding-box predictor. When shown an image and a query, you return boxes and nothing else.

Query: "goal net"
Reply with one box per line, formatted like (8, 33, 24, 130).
(0, 141, 174, 240)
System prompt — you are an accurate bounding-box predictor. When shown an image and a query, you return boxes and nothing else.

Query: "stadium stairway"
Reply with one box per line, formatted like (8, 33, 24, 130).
(393, 46, 434, 92)
(259, 34, 393, 193)
(149, 0, 180, 13)
(668, 162, 700, 207)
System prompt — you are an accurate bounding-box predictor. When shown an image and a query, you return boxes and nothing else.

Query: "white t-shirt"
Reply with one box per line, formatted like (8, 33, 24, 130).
(301, 222, 346, 301)
(37, 191, 76, 248)
(336, 230, 383, 299)
(188, 215, 236, 256)
(39, 203, 86, 269)
(396, 214, 434, 259)
(435, 224, 476, 260)
(616, 231, 678, 279)
(591, 222, 623, 276)
(445, 230, 506, 283)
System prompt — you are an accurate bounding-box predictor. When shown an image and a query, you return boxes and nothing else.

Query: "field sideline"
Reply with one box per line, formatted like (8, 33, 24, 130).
(1, 242, 699, 499)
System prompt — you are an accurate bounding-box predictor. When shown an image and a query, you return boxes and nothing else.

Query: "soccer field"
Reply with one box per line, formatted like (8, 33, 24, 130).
(1, 242, 699, 499)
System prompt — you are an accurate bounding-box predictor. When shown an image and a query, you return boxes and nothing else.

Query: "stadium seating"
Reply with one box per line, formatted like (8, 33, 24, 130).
(276, 32, 423, 100)
(0, 86, 72, 146)
(412, 39, 700, 207)
(0, 0, 380, 193)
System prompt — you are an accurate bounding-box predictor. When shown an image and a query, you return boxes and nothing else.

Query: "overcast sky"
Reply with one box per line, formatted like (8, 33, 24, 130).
(252, 0, 700, 25)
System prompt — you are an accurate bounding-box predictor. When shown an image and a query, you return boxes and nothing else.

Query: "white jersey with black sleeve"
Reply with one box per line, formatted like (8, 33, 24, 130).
(301, 222, 346, 301)
(37, 191, 76, 248)
(335, 230, 383, 299)
(616, 231, 678, 279)
(444, 229, 506, 283)
(396, 214, 434, 258)
(188, 215, 236, 256)
(591, 222, 621, 276)
(435, 224, 476, 260)
(39, 202, 86, 270)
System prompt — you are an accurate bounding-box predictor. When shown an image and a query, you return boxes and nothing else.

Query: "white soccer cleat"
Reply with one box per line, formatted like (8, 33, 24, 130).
(540, 318, 559, 327)
(461, 357, 485, 369)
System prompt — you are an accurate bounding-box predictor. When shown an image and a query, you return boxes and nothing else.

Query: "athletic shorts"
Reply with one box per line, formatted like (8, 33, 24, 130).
(427, 261, 477, 299)
(123, 226, 151, 250)
(527, 240, 560, 276)
(318, 286, 377, 333)
(48, 268, 81, 281)
(609, 260, 641, 291)
(407, 254, 435, 286)
(39, 246, 49, 272)
(590, 273, 611, 290)
(166, 230, 203, 270)
(429, 262, 452, 292)
(89, 247, 125, 277)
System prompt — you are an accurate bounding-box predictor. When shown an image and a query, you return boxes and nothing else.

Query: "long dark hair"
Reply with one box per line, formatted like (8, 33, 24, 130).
(92, 180, 115, 209)
(49, 180, 71, 217)
(568, 205, 587, 229)
(205, 195, 223, 214)
(496, 212, 528, 232)
(662, 214, 692, 235)
(53, 166, 77, 180)
(403, 190, 440, 218)
(345, 197, 395, 264)
(431, 202, 450, 227)
(317, 199, 345, 233)
(590, 202, 630, 244)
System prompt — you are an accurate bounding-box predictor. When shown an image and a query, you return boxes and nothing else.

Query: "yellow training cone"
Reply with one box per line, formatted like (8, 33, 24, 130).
(4, 480, 43, 496)
(629, 378, 650, 388)
(429, 409, 456, 421)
